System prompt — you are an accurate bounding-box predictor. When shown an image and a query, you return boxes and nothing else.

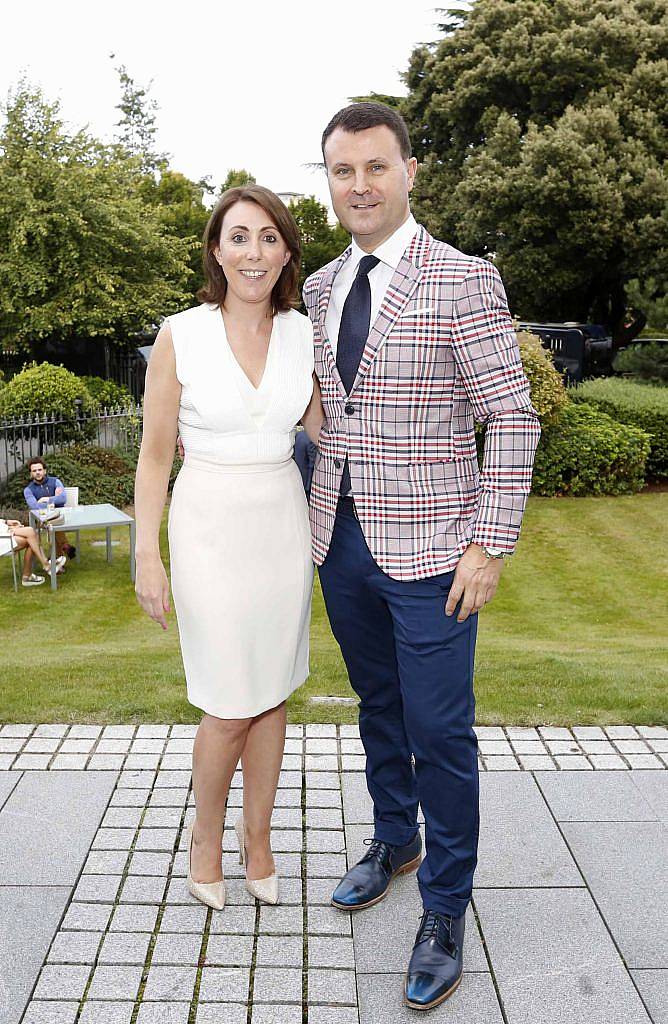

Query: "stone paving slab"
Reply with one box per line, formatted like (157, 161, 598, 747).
(562, 821, 668, 969)
(535, 770, 663, 821)
(1, 724, 666, 1023)
(474, 888, 653, 1024)
(0, 770, 116, 885)
(630, 771, 668, 822)
(0, 885, 73, 1024)
(475, 773, 583, 887)
(631, 971, 668, 1024)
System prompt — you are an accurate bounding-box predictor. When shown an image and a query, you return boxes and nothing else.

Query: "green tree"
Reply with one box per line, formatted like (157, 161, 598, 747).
(289, 195, 350, 293)
(0, 84, 193, 352)
(401, 0, 667, 346)
(220, 168, 256, 192)
(114, 62, 167, 175)
(140, 170, 213, 301)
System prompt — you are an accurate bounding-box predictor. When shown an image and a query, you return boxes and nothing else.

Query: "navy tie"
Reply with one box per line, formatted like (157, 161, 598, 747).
(336, 254, 380, 495)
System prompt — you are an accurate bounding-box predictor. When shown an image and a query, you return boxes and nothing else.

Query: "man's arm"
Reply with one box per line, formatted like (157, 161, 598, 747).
(52, 477, 67, 507)
(451, 260, 541, 554)
(23, 485, 40, 511)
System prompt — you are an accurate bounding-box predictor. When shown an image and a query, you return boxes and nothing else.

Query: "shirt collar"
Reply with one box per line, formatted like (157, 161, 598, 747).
(349, 213, 418, 274)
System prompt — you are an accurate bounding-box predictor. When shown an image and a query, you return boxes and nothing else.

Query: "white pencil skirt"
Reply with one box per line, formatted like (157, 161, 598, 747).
(167, 454, 313, 718)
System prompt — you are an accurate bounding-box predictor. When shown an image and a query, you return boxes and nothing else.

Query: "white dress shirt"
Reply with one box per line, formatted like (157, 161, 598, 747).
(325, 213, 418, 357)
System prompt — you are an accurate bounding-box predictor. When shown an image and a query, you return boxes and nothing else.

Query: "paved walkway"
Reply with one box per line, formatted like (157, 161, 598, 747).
(0, 723, 666, 1024)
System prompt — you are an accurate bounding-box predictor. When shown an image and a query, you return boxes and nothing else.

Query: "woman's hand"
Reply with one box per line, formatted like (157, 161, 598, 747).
(135, 554, 171, 630)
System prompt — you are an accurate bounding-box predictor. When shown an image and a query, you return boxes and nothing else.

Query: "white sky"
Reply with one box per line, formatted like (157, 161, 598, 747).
(1, 1, 458, 212)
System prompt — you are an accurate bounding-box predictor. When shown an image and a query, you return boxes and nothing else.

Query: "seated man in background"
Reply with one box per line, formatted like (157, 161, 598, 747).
(23, 457, 76, 562)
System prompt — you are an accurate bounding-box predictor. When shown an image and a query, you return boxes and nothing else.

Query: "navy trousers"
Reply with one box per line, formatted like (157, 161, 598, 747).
(318, 499, 480, 917)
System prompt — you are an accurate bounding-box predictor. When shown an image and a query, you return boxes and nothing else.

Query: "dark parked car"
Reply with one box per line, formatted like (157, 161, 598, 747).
(518, 322, 615, 383)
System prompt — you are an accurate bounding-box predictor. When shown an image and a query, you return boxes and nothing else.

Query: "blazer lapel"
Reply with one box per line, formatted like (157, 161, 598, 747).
(352, 225, 431, 392)
(317, 247, 351, 398)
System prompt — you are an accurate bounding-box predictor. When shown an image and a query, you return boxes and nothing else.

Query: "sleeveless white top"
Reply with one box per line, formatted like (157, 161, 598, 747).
(167, 303, 314, 464)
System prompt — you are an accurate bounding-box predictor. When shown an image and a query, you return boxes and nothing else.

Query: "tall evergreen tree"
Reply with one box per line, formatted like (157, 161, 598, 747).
(288, 196, 350, 293)
(113, 62, 168, 175)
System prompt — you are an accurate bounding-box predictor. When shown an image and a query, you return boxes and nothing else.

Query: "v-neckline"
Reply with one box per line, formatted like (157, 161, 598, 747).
(218, 308, 277, 392)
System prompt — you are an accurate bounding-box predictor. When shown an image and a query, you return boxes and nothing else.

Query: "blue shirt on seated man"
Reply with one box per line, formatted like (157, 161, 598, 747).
(23, 457, 75, 562)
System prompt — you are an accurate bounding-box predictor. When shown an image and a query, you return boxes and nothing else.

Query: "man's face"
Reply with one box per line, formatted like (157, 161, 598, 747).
(324, 125, 417, 251)
(30, 463, 46, 482)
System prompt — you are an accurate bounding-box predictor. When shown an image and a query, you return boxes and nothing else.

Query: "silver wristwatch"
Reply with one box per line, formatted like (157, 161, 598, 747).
(482, 547, 507, 560)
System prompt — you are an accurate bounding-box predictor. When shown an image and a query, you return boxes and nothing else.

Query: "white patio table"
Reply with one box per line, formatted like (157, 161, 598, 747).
(29, 502, 136, 591)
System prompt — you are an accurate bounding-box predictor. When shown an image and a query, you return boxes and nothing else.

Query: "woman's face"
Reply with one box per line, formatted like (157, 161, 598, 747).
(214, 200, 291, 309)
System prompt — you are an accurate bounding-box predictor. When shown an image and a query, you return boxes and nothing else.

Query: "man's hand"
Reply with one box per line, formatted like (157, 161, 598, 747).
(176, 435, 185, 459)
(445, 543, 505, 622)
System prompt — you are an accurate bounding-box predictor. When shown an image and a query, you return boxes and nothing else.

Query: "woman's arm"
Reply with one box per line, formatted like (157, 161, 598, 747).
(300, 373, 324, 445)
(134, 322, 181, 629)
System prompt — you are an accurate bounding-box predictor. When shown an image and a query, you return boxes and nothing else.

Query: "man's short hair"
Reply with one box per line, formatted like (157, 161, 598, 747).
(27, 457, 46, 472)
(321, 102, 412, 164)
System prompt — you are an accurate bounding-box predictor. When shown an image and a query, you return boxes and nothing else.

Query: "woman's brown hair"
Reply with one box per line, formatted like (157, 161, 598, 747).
(197, 185, 301, 313)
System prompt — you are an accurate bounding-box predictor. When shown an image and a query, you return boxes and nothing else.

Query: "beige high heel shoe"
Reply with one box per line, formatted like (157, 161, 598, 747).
(185, 821, 226, 911)
(234, 814, 279, 905)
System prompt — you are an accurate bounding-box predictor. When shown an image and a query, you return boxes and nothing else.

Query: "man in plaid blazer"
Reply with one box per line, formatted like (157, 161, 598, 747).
(304, 102, 540, 1011)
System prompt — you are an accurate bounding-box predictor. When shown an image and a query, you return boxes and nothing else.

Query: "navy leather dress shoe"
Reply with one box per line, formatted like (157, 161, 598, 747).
(331, 832, 422, 911)
(404, 909, 465, 1010)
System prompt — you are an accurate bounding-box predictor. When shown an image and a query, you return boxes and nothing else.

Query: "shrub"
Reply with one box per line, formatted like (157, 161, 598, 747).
(0, 361, 98, 444)
(0, 361, 96, 418)
(532, 403, 650, 496)
(571, 378, 668, 479)
(516, 330, 569, 426)
(82, 376, 134, 409)
(613, 342, 668, 385)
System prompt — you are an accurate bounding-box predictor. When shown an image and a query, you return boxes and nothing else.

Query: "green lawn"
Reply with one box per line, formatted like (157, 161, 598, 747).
(1, 492, 666, 726)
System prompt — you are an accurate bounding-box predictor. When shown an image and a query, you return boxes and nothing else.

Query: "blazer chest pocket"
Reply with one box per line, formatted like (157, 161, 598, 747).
(398, 305, 436, 318)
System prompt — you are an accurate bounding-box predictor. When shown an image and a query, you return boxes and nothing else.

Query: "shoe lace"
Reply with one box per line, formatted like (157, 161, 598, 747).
(416, 910, 457, 957)
(360, 838, 392, 875)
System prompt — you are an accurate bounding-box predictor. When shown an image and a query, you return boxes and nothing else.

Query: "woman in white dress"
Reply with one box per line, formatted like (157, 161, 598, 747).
(134, 186, 323, 910)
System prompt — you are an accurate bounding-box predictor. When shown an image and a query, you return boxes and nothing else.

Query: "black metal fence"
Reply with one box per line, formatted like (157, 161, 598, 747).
(0, 404, 143, 484)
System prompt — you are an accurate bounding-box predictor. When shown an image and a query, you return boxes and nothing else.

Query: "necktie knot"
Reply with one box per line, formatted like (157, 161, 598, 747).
(355, 255, 380, 280)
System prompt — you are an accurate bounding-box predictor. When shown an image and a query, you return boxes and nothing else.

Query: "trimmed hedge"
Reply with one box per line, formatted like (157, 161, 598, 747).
(532, 403, 650, 496)
(613, 342, 668, 385)
(571, 378, 668, 479)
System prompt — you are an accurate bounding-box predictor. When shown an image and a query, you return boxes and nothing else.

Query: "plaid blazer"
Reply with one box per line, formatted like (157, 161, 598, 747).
(303, 224, 541, 580)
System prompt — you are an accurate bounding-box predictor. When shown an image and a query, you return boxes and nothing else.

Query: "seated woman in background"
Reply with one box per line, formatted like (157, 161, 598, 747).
(0, 517, 65, 586)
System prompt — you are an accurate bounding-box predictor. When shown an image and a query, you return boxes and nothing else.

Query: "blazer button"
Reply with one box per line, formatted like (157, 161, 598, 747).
(345, 403, 355, 415)
(334, 459, 341, 469)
